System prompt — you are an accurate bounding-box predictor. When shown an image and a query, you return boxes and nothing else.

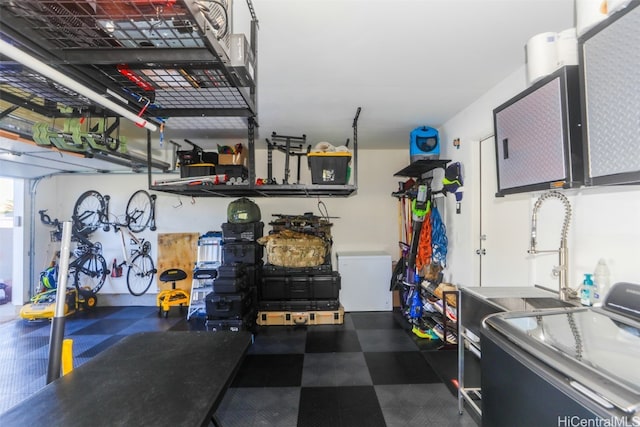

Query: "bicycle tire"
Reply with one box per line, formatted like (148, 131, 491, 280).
(73, 253, 108, 294)
(73, 190, 107, 235)
(127, 253, 155, 296)
(126, 190, 152, 233)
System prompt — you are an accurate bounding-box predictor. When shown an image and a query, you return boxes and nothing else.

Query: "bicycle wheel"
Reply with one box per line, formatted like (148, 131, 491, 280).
(127, 253, 156, 296)
(73, 253, 108, 293)
(126, 190, 152, 233)
(73, 190, 106, 235)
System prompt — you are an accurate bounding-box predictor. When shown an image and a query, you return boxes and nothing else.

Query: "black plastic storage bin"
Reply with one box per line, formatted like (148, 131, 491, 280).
(180, 163, 216, 178)
(221, 221, 264, 242)
(258, 299, 340, 311)
(216, 164, 248, 179)
(307, 152, 351, 185)
(222, 242, 263, 265)
(259, 272, 341, 301)
(205, 291, 252, 318)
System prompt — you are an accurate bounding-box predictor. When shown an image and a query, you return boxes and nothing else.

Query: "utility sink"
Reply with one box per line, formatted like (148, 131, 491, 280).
(460, 287, 579, 344)
(486, 297, 577, 312)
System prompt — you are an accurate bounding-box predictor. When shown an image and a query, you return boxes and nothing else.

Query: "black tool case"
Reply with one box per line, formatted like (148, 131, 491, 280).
(244, 263, 262, 288)
(217, 263, 247, 279)
(221, 221, 264, 242)
(213, 276, 248, 294)
(205, 310, 256, 332)
(257, 299, 340, 311)
(262, 263, 332, 277)
(259, 272, 341, 301)
(222, 242, 263, 265)
(205, 291, 252, 318)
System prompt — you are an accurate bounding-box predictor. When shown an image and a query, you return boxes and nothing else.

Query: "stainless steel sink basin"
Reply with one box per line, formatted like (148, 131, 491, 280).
(486, 297, 577, 312)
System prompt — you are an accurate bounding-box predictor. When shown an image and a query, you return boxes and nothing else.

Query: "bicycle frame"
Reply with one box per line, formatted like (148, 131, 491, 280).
(115, 226, 149, 268)
(68, 234, 108, 292)
(112, 223, 156, 296)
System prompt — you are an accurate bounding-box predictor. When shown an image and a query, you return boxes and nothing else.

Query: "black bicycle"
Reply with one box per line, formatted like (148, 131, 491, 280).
(72, 189, 156, 235)
(73, 189, 157, 296)
(39, 210, 109, 296)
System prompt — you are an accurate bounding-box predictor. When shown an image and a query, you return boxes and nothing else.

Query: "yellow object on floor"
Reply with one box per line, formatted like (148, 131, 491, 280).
(156, 268, 189, 318)
(62, 338, 73, 375)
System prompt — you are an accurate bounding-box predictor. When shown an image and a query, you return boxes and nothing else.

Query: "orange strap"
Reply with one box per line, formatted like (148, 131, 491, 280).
(415, 215, 432, 272)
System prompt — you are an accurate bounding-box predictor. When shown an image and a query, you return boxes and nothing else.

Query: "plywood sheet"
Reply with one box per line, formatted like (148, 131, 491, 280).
(156, 233, 199, 291)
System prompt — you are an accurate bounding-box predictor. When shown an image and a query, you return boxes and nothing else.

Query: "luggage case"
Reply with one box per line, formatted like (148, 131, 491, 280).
(205, 310, 256, 332)
(245, 263, 262, 288)
(217, 263, 246, 279)
(222, 242, 263, 265)
(257, 299, 340, 312)
(205, 291, 252, 318)
(259, 272, 341, 301)
(221, 221, 264, 242)
(261, 263, 332, 276)
(212, 276, 248, 294)
(256, 306, 344, 326)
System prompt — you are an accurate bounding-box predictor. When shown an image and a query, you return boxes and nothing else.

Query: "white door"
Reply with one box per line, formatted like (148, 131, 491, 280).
(477, 136, 531, 287)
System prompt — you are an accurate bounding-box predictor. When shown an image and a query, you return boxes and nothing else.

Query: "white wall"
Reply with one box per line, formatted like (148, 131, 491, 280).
(27, 148, 408, 303)
(440, 65, 640, 294)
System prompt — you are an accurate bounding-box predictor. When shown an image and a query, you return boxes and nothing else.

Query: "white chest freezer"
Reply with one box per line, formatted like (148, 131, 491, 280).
(337, 251, 392, 312)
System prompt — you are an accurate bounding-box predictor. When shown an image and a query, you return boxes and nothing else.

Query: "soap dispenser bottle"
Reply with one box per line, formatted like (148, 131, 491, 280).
(593, 259, 610, 306)
(580, 274, 594, 306)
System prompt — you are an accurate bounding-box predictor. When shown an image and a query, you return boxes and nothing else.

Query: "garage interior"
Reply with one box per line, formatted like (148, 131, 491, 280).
(2, 1, 640, 426)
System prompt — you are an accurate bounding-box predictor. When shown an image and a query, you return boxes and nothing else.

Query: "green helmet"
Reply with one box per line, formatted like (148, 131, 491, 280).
(227, 197, 261, 223)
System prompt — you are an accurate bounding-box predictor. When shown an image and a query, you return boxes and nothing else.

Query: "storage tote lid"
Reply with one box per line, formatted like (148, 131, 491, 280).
(307, 152, 352, 158)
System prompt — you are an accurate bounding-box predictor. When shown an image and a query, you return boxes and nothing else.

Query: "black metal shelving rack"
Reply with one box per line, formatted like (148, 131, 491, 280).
(0, 0, 255, 177)
(0, 0, 358, 197)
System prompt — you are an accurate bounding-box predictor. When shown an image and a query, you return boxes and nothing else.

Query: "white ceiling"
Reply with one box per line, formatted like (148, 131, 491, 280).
(0, 0, 576, 177)
(247, 0, 576, 149)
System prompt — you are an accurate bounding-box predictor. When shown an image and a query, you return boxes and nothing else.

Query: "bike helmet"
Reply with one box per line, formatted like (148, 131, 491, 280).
(39, 265, 58, 291)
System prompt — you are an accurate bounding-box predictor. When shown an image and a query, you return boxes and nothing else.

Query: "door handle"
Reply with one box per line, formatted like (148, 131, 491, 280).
(475, 249, 486, 255)
(503, 138, 509, 159)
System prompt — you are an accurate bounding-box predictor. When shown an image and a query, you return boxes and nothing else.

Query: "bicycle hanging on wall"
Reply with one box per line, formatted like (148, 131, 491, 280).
(76, 189, 158, 296)
(39, 209, 106, 306)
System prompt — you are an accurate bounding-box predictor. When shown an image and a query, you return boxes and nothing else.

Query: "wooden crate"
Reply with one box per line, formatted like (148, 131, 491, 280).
(256, 306, 344, 326)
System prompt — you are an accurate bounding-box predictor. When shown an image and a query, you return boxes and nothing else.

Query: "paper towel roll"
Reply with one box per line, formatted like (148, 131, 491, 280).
(526, 32, 558, 86)
(576, 0, 609, 36)
(557, 28, 578, 67)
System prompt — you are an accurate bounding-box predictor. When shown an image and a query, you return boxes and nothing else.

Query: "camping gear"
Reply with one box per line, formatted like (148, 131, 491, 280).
(258, 229, 328, 268)
(227, 197, 261, 223)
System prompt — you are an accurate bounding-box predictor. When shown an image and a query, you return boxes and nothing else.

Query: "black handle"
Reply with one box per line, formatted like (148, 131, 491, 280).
(502, 138, 509, 159)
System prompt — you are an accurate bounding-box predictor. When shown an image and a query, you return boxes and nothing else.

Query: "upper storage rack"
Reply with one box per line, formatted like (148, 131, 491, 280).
(0, 0, 258, 125)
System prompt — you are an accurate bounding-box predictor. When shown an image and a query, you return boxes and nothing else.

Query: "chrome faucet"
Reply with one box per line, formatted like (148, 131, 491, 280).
(528, 191, 572, 301)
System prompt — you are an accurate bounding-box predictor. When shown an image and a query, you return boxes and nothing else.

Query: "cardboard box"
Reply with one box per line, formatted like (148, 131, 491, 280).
(218, 150, 247, 166)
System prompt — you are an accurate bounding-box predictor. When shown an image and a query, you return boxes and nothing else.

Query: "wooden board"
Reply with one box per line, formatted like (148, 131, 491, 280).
(156, 233, 199, 291)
